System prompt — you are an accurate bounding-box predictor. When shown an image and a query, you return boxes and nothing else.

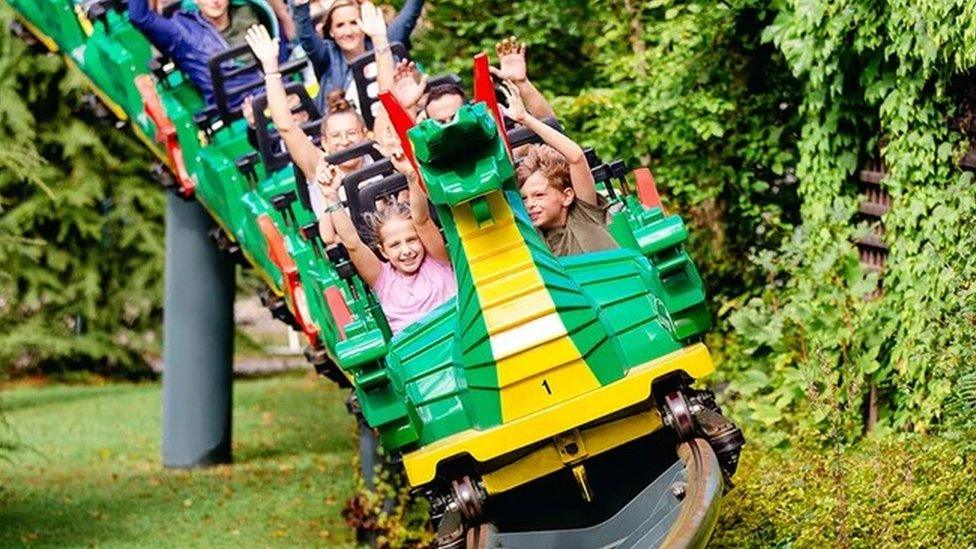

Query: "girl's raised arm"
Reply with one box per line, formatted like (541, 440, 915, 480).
(393, 152, 449, 263)
(246, 25, 322, 180)
(318, 172, 384, 286)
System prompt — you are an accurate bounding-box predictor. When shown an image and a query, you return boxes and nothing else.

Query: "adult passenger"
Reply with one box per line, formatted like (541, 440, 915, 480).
(246, 14, 390, 244)
(291, 0, 424, 113)
(129, 0, 273, 108)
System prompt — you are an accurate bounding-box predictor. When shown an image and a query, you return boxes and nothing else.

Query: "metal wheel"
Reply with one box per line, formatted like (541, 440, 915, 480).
(663, 390, 696, 440)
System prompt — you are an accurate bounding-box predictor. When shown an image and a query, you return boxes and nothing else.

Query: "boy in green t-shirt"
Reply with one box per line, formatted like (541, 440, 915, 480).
(501, 81, 618, 257)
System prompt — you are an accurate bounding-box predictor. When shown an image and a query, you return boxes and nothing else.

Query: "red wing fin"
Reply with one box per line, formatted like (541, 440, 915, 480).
(634, 168, 663, 211)
(472, 53, 512, 157)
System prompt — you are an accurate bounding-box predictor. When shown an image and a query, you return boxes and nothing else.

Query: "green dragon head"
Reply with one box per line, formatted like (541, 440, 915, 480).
(408, 103, 515, 218)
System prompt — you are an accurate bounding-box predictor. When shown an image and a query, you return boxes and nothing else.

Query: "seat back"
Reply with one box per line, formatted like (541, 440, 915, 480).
(347, 42, 408, 129)
(251, 83, 323, 173)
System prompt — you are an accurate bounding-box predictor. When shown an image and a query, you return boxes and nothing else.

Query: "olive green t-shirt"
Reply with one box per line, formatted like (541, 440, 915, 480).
(221, 5, 263, 47)
(542, 196, 619, 257)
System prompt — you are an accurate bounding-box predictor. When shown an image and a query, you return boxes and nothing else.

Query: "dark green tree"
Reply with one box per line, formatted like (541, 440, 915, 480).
(0, 6, 164, 379)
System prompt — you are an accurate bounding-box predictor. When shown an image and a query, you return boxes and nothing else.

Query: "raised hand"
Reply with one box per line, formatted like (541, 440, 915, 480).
(245, 25, 280, 74)
(389, 147, 416, 181)
(314, 156, 343, 199)
(490, 36, 527, 83)
(375, 120, 401, 157)
(391, 60, 428, 109)
(242, 95, 256, 127)
(499, 80, 528, 123)
(358, 2, 387, 40)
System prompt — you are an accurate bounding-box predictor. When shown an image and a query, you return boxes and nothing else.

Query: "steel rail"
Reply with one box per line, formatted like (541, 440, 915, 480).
(659, 438, 724, 549)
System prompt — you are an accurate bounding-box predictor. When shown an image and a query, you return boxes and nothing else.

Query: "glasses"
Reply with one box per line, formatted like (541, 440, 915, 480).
(326, 129, 363, 142)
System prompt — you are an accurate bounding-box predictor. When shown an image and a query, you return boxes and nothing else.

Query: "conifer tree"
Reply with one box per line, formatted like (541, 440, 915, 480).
(0, 6, 164, 379)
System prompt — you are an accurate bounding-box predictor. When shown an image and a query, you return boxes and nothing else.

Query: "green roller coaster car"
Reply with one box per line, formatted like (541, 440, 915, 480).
(7, 2, 744, 545)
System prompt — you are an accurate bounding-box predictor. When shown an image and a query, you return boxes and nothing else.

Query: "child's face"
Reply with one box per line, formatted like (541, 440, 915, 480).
(379, 217, 425, 274)
(520, 172, 574, 229)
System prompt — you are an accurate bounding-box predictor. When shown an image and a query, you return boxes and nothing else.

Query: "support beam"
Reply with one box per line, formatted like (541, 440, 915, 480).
(162, 193, 235, 468)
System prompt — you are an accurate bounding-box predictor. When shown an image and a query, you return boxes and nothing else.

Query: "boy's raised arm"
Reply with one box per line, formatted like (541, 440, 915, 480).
(500, 81, 596, 205)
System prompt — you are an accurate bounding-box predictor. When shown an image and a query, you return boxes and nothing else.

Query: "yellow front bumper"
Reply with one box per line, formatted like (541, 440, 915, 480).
(402, 343, 715, 488)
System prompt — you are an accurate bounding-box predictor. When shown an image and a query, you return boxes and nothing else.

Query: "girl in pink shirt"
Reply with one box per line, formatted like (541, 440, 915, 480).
(316, 150, 457, 335)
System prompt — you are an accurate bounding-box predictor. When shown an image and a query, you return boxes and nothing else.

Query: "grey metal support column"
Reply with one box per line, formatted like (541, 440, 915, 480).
(162, 193, 235, 468)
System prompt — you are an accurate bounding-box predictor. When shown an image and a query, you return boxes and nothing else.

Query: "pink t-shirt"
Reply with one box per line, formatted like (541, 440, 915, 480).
(373, 256, 458, 335)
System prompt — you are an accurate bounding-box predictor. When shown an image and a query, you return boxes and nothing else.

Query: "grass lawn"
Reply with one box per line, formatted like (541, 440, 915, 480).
(3, 373, 975, 547)
(0, 372, 360, 547)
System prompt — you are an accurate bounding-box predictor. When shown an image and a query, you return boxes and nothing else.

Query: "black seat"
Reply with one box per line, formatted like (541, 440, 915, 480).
(83, 0, 128, 23)
(506, 117, 564, 149)
(250, 83, 323, 173)
(347, 42, 408, 130)
(329, 141, 394, 230)
(202, 43, 309, 132)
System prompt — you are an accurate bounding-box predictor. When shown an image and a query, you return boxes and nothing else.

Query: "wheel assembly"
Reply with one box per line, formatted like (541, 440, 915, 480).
(427, 475, 488, 549)
(258, 286, 302, 331)
(659, 386, 745, 480)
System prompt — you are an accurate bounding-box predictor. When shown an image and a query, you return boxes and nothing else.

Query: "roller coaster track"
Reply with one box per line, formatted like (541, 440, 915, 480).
(5, 3, 742, 545)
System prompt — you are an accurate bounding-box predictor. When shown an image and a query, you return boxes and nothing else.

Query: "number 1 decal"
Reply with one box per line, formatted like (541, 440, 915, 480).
(542, 379, 552, 395)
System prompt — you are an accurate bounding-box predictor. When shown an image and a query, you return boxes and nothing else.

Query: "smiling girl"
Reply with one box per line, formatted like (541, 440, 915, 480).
(318, 151, 457, 335)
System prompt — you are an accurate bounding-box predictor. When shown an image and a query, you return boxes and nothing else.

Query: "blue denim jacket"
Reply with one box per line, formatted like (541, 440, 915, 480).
(129, 0, 263, 109)
(292, 0, 424, 111)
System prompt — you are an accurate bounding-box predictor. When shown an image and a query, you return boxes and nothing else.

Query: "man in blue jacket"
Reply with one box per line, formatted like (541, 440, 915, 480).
(291, 0, 424, 113)
(129, 0, 267, 109)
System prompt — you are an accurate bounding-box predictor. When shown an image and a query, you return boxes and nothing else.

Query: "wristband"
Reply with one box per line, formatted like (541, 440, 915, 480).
(374, 44, 391, 56)
(264, 72, 281, 79)
(324, 201, 342, 214)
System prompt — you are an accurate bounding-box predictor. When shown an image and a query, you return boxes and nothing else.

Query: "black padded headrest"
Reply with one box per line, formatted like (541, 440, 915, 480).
(347, 42, 408, 129)
(251, 83, 322, 173)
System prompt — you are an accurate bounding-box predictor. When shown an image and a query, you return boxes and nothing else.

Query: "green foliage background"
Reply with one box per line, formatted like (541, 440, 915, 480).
(415, 0, 976, 442)
(2, 0, 976, 446)
(0, 7, 164, 380)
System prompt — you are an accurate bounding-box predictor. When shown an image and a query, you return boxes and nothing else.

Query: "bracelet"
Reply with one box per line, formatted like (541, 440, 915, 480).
(374, 44, 390, 56)
(264, 72, 281, 79)
(324, 202, 342, 214)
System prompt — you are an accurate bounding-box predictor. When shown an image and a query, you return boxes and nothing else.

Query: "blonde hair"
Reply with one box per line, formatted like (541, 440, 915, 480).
(362, 197, 412, 245)
(322, 0, 359, 33)
(515, 144, 571, 191)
